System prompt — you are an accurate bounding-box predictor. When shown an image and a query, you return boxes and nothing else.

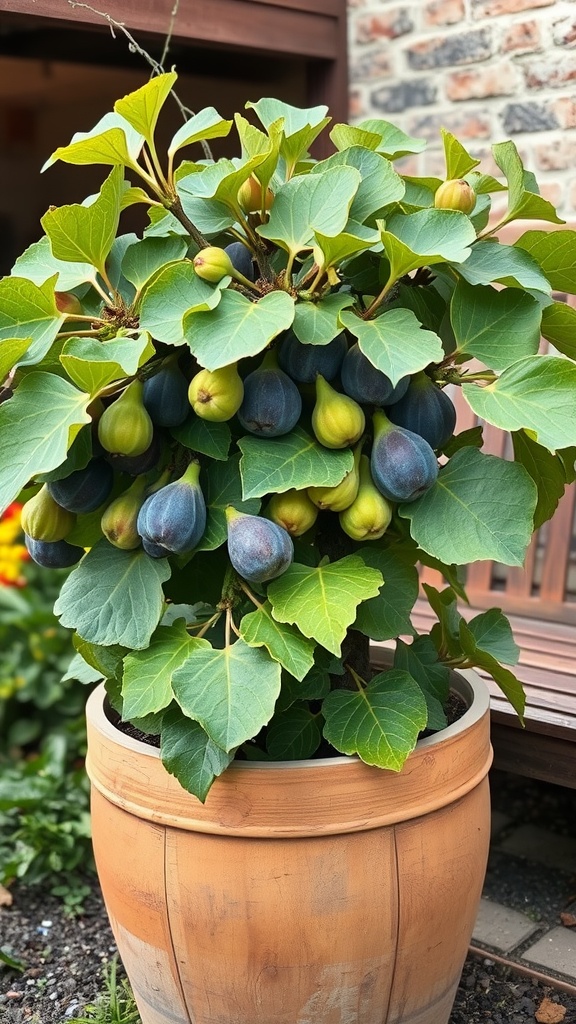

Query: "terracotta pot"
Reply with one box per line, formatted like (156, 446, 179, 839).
(85, 665, 492, 1024)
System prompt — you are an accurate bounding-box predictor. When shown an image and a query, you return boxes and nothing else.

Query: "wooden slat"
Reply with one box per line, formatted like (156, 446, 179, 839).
(0, 0, 344, 60)
(539, 486, 576, 602)
(491, 725, 576, 789)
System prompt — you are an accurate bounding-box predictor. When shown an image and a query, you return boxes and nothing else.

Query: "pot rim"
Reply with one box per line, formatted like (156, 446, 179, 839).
(86, 663, 489, 770)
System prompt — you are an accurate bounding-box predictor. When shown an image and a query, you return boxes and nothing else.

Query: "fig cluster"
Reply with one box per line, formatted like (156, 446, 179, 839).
(22, 310, 455, 590)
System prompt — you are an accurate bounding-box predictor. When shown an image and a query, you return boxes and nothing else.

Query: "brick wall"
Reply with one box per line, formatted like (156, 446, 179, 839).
(348, 0, 576, 217)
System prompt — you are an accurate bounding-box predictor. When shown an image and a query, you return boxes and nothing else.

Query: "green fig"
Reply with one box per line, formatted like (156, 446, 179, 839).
(101, 476, 147, 550)
(312, 375, 365, 450)
(98, 380, 154, 457)
(193, 246, 235, 283)
(308, 442, 362, 512)
(434, 179, 476, 215)
(339, 455, 393, 541)
(237, 175, 274, 214)
(188, 364, 244, 422)
(267, 489, 318, 537)
(21, 485, 76, 542)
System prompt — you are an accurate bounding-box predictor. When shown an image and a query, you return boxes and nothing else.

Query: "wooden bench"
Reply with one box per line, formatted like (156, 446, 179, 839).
(415, 221, 576, 788)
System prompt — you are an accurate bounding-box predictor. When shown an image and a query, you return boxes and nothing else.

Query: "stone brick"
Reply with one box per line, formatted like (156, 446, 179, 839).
(349, 88, 367, 121)
(501, 101, 560, 133)
(371, 78, 438, 114)
(407, 29, 493, 70)
(501, 20, 542, 53)
(554, 15, 576, 47)
(539, 181, 565, 208)
(394, 155, 421, 176)
(424, 0, 465, 27)
(535, 137, 576, 170)
(446, 62, 518, 101)
(553, 95, 576, 128)
(472, 0, 555, 17)
(472, 899, 540, 953)
(524, 55, 576, 89)
(408, 108, 492, 143)
(355, 8, 414, 45)
(350, 48, 394, 83)
(522, 928, 576, 977)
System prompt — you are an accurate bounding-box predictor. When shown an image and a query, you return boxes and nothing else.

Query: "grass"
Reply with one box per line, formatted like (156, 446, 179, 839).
(65, 958, 141, 1024)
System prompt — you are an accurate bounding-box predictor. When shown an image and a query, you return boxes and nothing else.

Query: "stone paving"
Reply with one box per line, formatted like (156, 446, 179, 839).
(472, 776, 576, 984)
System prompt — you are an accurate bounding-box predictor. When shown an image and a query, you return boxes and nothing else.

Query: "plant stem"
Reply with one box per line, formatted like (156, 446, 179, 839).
(361, 273, 395, 320)
(167, 197, 209, 250)
(193, 612, 221, 639)
(239, 580, 263, 609)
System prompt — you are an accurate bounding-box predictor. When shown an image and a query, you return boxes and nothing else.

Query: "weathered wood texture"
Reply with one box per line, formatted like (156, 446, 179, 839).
(0, 0, 349, 125)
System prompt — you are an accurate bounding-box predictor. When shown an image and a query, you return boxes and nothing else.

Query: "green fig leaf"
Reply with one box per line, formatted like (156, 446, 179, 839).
(239, 426, 353, 500)
(41, 166, 125, 279)
(139, 261, 224, 345)
(292, 293, 354, 346)
(266, 706, 321, 760)
(122, 620, 197, 719)
(172, 416, 231, 462)
(354, 118, 427, 160)
(311, 146, 405, 223)
(441, 128, 481, 180)
(240, 601, 316, 681)
(340, 307, 444, 387)
(0, 372, 90, 515)
(462, 355, 576, 452)
(246, 98, 330, 169)
(541, 301, 576, 359)
(322, 669, 428, 770)
(512, 430, 568, 529)
(184, 290, 295, 371)
(394, 636, 449, 732)
(400, 447, 537, 567)
(382, 209, 476, 280)
(0, 337, 32, 380)
(60, 334, 154, 395)
(258, 167, 362, 257)
(168, 107, 233, 160)
(493, 141, 564, 226)
(450, 241, 551, 294)
(268, 555, 383, 656)
(12, 236, 97, 291)
(160, 708, 234, 802)
(121, 236, 188, 291)
(43, 111, 145, 171)
(466, 608, 520, 665)
(55, 541, 171, 650)
(451, 281, 542, 370)
(514, 229, 576, 293)
(197, 454, 260, 551)
(0, 276, 65, 366)
(115, 71, 177, 148)
(172, 638, 281, 752)
(459, 619, 525, 720)
(354, 548, 419, 642)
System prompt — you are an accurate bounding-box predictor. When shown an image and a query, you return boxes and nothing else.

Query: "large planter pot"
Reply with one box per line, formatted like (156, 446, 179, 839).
(85, 666, 492, 1024)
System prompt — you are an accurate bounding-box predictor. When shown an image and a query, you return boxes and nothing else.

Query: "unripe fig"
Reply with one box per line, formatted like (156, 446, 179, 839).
(24, 534, 84, 569)
(434, 179, 476, 215)
(277, 332, 347, 384)
(107, 431, 164, 476)
(238, 353, 302, 437)
(47, 458, 114, 514)
(339, 455, 393, 541)
(55, 291, 83, 316)
(226, 508, 293, 584)
(143, 358, 189, 428)
(101, 476, 147, 550)
(386, 372, 457, 450)
(371, 410, 438, 503)
(267, 489, 318, 537)
(224, 241, 255, 282)
(341, 344, 409, 406)
(237, 175, 274, 214)
(21, 485, 76, 542)
(308, 441, 362, 512)
(312, 375, 365, 450)
(188, 364, 244, 422)
(98, 380, 154, 457)
(193, 246, 234, 283)
(137, 461, 206, 555)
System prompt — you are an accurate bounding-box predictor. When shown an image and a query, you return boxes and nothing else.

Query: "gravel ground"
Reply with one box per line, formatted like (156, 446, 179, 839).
(1, 770, 575, 1024)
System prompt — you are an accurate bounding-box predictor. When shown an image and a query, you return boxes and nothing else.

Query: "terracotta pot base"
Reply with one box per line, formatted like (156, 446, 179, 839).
(86, 669, 492, 1024)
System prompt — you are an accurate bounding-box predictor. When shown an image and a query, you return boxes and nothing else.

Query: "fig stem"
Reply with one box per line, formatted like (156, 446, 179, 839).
(192, 611, 222, 640)
(361, 273, 395, 320)
(167, 196, 209, 250)
(238, 579, 264, 610)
